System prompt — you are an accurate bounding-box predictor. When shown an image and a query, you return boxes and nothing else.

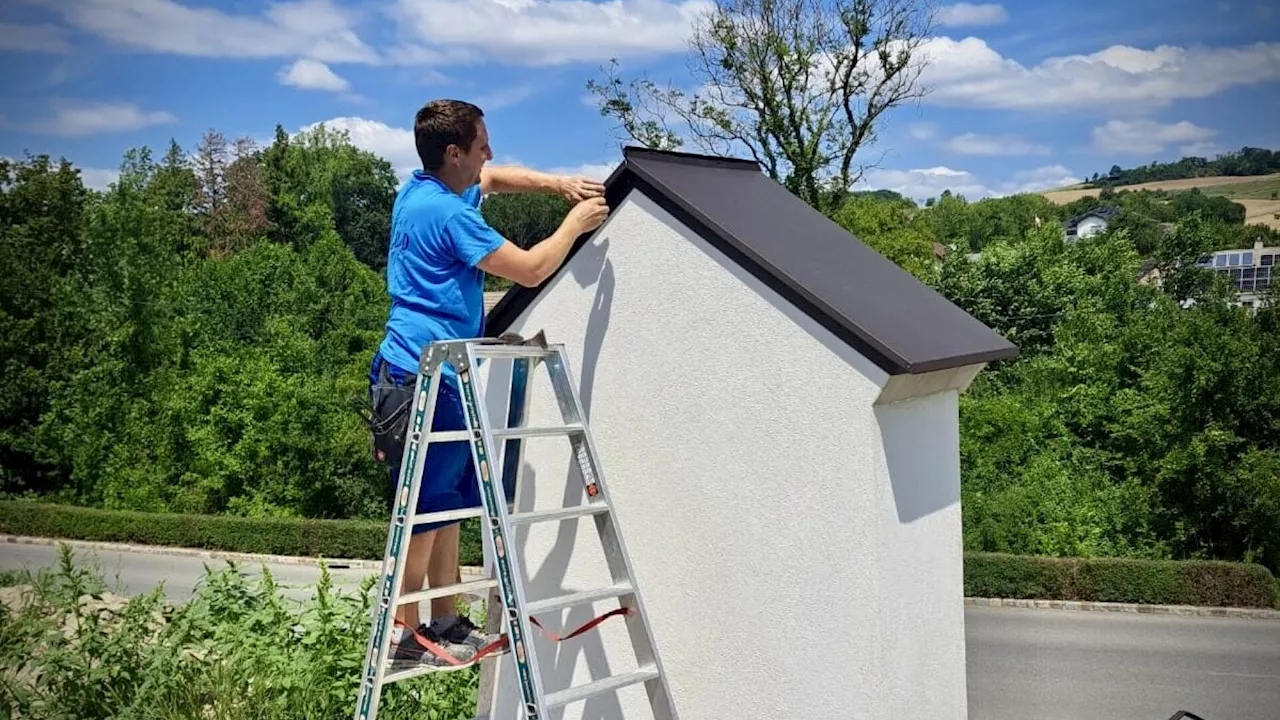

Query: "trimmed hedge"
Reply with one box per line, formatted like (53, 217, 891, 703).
(964, 552, 1278, 609)
(0, 500, 484, 566)
(3, 502, 1275, 609)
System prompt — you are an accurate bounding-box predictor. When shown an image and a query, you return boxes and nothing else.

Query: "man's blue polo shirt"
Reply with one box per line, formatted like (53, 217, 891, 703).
(377, 171, 506, 377)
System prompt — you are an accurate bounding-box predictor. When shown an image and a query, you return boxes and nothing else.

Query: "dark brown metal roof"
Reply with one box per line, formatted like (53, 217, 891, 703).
(486, 146, 1019, 375)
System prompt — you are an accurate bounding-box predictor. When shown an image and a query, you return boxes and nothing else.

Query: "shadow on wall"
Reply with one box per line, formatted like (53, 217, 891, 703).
(874, 395, 960, 524)
(516, 234, 619, 719)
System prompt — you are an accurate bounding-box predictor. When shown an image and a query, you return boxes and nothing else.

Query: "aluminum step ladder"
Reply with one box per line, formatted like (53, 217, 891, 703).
(354, 332, 678, 720)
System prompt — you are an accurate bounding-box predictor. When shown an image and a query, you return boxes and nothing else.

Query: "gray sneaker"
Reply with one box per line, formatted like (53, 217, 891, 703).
(427, 614, 505, 653)
(388, 625, 477, 671)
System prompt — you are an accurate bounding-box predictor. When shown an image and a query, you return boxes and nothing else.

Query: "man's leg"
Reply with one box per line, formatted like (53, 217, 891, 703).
(427, 520, 462, 618)
(396, 529, 437, 629)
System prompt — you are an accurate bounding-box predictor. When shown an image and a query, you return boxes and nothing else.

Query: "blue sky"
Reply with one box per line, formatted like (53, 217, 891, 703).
(1, 0, 1277, 202)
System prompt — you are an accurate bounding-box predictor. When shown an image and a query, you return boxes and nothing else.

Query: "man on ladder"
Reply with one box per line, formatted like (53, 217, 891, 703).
(365, 98, 609, 668)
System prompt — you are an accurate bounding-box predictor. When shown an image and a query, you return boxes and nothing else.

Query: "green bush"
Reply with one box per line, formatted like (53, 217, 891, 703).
(0, 545, 479, 719)
(0, 501, 484, 566)
(965, 552, 1277, 608)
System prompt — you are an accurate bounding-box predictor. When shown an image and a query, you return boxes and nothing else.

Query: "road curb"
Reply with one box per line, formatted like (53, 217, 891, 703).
(966, 596, 1280, 620)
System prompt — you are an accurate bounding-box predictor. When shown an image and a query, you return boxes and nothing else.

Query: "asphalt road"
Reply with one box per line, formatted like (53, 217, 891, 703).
(3, 541, 1278, 720)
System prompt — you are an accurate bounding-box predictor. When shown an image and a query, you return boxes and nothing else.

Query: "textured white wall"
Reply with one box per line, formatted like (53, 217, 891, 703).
(474, 190, 970, 720)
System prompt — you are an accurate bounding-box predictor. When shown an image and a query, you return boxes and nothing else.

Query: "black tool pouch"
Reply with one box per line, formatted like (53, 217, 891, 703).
(355, 376, 415, 470)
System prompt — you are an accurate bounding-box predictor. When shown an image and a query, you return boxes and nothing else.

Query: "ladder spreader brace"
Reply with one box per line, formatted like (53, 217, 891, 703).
(354, 332, 679, 720)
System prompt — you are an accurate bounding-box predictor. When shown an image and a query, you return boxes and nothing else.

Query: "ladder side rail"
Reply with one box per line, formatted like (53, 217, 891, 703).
(541, 347, 680, 720)
(476, 353, 537, 718)
(455, 342, 553, 720)
(355, 368, 444, 720)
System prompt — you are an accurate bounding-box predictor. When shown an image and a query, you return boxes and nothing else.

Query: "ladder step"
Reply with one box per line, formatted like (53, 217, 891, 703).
(508, 503, 609, 526)
(527, 583, 633, 614)
(398, 578, 498, 606)
(546, 667, 661, 709)
(472, 345, 557, 360)
(426, 430, 471, 443)
(412, 507, 484, 526)
(492, 424, 582, 439)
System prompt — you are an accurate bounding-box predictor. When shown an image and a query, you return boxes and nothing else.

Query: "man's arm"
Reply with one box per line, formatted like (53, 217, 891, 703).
(477, 197, 609, 287)
(479, 165, 606, 202)
(479, 165, 560, 195)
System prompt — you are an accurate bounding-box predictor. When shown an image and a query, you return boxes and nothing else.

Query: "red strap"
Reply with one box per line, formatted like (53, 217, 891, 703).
(396, 606, 633, 665)
(528, 606, 631, 641)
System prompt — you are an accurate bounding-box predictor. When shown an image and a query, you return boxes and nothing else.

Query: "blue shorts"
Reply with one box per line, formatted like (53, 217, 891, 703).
(368, 351, 480, 535)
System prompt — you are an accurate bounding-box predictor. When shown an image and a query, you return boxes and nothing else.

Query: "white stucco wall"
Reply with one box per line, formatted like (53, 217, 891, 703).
(473, 189, 971, 720)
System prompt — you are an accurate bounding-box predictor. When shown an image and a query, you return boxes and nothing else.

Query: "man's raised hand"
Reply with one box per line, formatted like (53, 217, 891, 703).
(557, 176, 606, 202)
(565, 196, 609, 235)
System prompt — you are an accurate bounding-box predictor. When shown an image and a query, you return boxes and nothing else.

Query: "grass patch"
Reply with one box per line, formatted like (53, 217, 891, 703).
(1197, 175, 1280, 200)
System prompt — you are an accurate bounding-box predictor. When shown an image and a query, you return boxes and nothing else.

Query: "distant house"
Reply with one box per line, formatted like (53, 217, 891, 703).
(1063, 207, 1118, 242)
(1194, 239, 1277, 309)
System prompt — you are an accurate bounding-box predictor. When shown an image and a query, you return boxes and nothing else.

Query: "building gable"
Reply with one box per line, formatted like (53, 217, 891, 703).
(486, 146, 1018, 375)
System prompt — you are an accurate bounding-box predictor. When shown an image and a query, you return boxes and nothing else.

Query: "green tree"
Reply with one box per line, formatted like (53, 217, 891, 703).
(830, 192, 938, 281)
(0, 155, 92, 495)
(586, 0, 936, 214)
(260, 124, 398, 269)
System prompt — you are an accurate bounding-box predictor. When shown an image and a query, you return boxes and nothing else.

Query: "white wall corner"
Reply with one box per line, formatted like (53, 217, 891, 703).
(873, 361, 987, 406)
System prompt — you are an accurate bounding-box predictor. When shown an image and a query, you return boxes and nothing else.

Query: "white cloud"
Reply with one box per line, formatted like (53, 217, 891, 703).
(278, 58, 350, 92)
(945, 132, 1050, 156)
(27, 100, 177, 136)
(546, 161, 620, 181)
(473, 85, 543, 111)
(79, 167, 121, 191)
(392, 0, 713, 65)
(300, 116, 419, 178)
(1089, 119, 1216, 155)
(907, 122, 939, 140)
(859, 166, 991, 202)
(936, 3, 1008, 26)
(918, 37, 1280, 110)
(0, 22, 71, 52)
(858, 163, 1081, 202)
(40, 0, 377, 63)
(1005, 165, 1080, 193)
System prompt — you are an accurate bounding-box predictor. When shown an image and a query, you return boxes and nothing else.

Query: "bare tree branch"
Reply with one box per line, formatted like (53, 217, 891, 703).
(585, 0, 937, 214)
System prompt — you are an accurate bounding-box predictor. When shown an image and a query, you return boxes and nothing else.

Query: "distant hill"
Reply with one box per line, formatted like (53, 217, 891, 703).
(1081, 146, 1280, 188)
(1040, 173, 1280, 231)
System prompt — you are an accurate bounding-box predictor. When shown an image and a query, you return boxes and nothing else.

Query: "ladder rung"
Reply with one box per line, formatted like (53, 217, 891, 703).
(412, 507, 484, 526)
(508, 503, 609, 526)
(526, 583, 633, 615)
(398, 578, 498, 606)
(426, 430, 471, 443)
(492, 425, 582, 440)
(471, 345, 557, 360)
(545, 667, 660, 709)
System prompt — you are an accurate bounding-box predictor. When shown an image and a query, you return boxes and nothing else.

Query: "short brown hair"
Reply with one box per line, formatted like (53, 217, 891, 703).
(415, 99, 484, 172)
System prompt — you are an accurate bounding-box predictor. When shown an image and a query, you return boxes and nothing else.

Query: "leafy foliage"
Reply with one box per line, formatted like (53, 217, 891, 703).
(1, 134, 391, 521)
(2, 118, 1278, 579)
(0, 545, 479, 719)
